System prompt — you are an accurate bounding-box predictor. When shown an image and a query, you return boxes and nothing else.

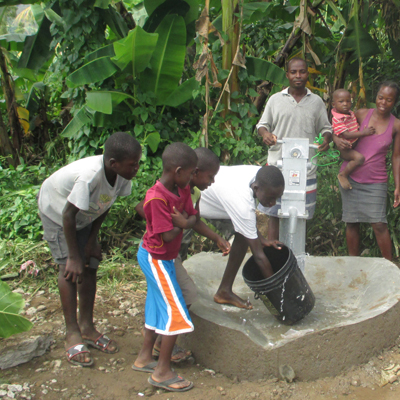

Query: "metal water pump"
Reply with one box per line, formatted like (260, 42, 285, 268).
(276, 138, 318, 272)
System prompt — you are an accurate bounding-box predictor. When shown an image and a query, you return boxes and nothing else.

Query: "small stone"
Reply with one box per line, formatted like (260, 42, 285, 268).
(221, 391, 226, 396)
(37, 290, 45, 296)
(12, 288, 24, 294)
(216, 386, 224, 391)
(143, 388, 153, 395)
(250, 393, 259, 398)
(279, 365, 296, 383)
(41, 390, 48, 395)
(0, 390, 7, 397)
(133, 331, 141, 336)
(25, 307, 37, 316)
(109, 358, 115, 363)
(7, 391, 15, 399)
(127, 307, 140, 317)
(98, 367, 105, 371)
(389, 375, 398, 384)
(118, 367, 125, 372)
(37, 305, 47, 312)
(35, 368, 46, 373)
(52, 360, 62, 369)
(8, 386, 22, 393)
(351, 379, 361, 387)
(378, 356, 384, 360)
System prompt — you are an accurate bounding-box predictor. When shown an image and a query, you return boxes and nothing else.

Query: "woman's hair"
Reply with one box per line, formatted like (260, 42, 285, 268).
(377, 81, 400, 102)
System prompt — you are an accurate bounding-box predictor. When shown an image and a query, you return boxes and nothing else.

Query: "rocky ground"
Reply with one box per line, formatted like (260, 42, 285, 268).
(1, 283, 400, 400)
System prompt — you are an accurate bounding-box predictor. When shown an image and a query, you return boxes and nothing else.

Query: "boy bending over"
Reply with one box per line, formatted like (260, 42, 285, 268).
(134, 143, 198, 392)
(332, 89, 375, 190)
(38, 132, 141, 367)
(200, 165, 284, 309)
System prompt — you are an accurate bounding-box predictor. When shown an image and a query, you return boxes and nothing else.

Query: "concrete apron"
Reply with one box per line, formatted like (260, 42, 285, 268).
(180, 253, 400, 381)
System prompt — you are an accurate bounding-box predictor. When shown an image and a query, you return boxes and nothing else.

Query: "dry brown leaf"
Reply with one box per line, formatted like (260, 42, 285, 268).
(232, 50, 246, 69)
(196, 7, 209, 38)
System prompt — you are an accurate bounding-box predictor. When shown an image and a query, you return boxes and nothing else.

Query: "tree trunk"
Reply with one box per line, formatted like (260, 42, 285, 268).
(221, 0, 239, 119)
(0, 107, 18, 167)
(0, 48, 21, 165)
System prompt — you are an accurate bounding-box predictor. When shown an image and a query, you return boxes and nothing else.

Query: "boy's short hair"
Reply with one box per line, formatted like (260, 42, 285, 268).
(162, 142, 198, 171)
(104, 132, 141, 161)
(332, 89, 350, 101)
(194, 147, 220, 170)
(255, 165, 284, 188)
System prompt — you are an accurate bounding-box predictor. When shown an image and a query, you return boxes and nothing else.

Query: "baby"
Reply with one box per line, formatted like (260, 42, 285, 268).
(332, 89, 375, 190)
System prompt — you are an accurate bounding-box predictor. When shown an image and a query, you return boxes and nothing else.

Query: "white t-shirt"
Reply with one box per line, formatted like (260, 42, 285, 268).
(38, 155, 132, 229)
(200, 165, 261, 239)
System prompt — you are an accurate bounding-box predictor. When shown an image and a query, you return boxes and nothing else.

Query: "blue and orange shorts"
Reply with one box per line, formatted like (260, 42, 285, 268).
(137, 245, 194, 335)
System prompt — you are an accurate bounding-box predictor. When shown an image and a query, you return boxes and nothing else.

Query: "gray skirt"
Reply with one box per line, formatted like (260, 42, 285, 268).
(340, 177, 388, 224)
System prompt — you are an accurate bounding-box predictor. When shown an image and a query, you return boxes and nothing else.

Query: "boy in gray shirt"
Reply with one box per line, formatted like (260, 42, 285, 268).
(38, 132, 141, 367)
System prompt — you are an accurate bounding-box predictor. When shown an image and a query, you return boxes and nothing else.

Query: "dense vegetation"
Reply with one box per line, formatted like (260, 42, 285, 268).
(1, 0, 400, 288)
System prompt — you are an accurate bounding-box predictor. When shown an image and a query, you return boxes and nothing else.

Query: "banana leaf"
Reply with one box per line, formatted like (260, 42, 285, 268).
(144, 0, 198, 25)
(99, 5, 129, 38)
(18, 4, 54, 70)
(85, 44, 115, 62)
(86, 91, 136, 114)
(61, 107, 92, 138)
(66, 56, 118, 88)
(143, 0, 190, 38)
(246, 56, 289, 86)
(112, 26, 158, 76)
(341, 17, 380, 63)
(164, 76, 199, 107)
(140, 14, 186, 105)
(0, 281, 32, 339)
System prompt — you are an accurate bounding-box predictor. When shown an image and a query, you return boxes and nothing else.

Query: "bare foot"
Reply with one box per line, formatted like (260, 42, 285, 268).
(338, 173, 352, 190)
(65, 331, 92, 365)
(214, 291, 253, 309)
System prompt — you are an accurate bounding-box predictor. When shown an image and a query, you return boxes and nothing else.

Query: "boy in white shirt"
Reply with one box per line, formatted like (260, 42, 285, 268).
(38, 132, 141, 367)
(200, 165, 284, 309)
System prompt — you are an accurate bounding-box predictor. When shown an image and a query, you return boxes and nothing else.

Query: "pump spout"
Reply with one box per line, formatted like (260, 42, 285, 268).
(288, 207, 298, 234)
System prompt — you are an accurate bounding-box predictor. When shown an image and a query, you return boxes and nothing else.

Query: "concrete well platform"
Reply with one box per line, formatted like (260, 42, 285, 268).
(180, 253, 400, 380)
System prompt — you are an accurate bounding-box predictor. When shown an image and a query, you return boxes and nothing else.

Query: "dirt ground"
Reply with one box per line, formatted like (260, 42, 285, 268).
(2, 284, 400, 400)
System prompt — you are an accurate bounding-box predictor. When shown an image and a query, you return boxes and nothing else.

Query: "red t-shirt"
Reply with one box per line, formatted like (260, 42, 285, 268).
(142, 181, 197, 260)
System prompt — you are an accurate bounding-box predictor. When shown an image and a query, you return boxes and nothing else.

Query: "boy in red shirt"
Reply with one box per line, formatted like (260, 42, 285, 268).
(332, 89, 375, 190)
(134, 143, 198, 392)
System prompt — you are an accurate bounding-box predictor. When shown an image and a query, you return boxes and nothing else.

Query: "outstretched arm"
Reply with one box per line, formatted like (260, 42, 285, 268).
(247, 237, 275, 279)
(194, 220, 230, 255)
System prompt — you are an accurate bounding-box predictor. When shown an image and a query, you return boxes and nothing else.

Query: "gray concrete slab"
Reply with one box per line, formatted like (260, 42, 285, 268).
(180, 253, 400, 380)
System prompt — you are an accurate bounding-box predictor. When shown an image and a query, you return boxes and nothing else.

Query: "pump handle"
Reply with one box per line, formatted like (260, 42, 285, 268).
(276, 139, 319, 149)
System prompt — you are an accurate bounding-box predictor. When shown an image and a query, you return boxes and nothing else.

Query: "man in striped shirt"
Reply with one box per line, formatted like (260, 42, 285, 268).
(332, 89, 375, 190)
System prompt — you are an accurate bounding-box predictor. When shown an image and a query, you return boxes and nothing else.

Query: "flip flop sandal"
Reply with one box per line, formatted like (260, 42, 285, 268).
(148, 375, 194, 392)
(132, 361, 158, 373)
(83, 334, 119, 354)
(66, 343, 93, 367)
(152, 344, 193, 363)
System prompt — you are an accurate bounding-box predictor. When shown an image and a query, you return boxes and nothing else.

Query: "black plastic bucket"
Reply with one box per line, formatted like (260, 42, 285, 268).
(242, 245, 315, 325)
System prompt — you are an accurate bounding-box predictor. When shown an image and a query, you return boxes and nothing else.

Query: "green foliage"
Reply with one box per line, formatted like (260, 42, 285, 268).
(0, 281, 32, 338)
(0, 161, 49, 240)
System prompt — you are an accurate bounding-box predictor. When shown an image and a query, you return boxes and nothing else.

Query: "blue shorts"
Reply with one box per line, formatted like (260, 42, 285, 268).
(258, 178, 317, 220)
(137, 245, 194, 335)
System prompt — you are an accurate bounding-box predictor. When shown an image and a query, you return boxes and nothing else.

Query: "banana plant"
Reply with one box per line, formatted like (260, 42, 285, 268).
(62, 0, 200, 153)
